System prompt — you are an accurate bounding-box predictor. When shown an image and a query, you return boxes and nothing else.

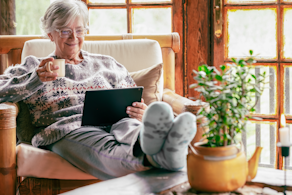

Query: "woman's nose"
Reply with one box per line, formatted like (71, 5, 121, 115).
(69, 30, 77, 39)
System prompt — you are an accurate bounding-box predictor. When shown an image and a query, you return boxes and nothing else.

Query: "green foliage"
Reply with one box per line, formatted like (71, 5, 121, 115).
(191, 51, 268, 147)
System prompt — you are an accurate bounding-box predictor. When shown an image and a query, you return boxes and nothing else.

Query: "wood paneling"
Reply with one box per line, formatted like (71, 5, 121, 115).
(186, 0, 211, 99)
(173, 0, 184, 96)
(0, 0, 16, 35)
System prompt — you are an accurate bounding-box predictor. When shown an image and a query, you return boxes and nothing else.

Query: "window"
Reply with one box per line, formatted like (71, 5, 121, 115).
(15, 0, 50, 35)
(85, 0, 173, 34)
(214, 0, 292, 169)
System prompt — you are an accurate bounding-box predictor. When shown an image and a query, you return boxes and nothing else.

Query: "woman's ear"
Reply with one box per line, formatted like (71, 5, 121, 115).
(48, 33, 54, 42)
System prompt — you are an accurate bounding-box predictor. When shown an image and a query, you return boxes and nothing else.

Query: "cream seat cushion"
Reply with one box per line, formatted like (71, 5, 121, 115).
(17, 39, 164, 179)
(17, 144, 97, 179)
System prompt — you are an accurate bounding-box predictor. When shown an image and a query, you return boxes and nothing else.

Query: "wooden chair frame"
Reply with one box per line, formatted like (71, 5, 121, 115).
(0, 33, 196, 195)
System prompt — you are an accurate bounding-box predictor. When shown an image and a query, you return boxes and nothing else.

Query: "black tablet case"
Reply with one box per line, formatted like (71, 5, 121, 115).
(81, 87, 143, 126)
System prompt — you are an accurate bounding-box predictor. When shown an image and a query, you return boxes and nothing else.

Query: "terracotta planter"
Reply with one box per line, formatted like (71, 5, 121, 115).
(187, 142, 247, 193)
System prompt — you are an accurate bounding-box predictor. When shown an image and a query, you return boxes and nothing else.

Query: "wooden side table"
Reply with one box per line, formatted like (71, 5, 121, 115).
(159, 167, 292, 195)
(59, 167, 292, 195)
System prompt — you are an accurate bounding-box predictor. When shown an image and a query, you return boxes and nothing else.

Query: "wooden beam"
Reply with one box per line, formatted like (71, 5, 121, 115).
(186, 0, 211, 100)
(0, 0, 16, 35)
(173, 0, 184, 96)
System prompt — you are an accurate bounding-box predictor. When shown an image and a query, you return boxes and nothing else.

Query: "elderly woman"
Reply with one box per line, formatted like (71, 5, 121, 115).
(0, 0, 197, 180)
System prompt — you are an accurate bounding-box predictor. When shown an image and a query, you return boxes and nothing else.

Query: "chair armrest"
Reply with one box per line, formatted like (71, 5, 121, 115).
(162, 88, 195, 116)
(2, 102, 19, 116)
(0, 102, 18, 195)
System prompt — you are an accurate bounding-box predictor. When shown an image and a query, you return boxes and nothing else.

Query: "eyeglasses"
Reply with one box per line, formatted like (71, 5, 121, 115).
(55, 28, 88, 38)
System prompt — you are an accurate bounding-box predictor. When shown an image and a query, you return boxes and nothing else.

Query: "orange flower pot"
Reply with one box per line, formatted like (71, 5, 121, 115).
(187, 142, 262, 192)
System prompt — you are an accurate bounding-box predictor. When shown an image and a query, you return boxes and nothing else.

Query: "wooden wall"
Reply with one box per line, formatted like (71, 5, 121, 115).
(0, 0, 16, 35)
(173, 0, 211, 99)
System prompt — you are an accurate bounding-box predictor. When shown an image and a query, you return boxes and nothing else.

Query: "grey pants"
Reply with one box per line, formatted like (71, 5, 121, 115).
(47, 118, 151, 180)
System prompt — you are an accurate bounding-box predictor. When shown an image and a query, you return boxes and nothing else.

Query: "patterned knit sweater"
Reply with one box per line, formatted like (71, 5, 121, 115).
(0, 50, 136, 147)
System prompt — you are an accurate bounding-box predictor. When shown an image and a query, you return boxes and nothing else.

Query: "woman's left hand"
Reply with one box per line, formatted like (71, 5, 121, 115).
(127, 98, 147, 122)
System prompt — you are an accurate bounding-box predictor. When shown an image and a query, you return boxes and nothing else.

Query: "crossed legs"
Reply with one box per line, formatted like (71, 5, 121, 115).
(140, 102, 197, 171)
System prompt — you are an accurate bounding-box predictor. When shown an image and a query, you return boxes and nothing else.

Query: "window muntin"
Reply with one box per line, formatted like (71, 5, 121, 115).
(223, 0, 292, 169)
(87, 0, 172, 35)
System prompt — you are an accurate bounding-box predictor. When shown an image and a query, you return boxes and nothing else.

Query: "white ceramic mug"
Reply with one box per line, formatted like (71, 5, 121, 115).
(45, 59, 66, 77)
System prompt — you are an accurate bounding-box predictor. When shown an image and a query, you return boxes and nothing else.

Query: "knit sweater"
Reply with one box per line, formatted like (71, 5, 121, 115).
(0, 50, 136, 147)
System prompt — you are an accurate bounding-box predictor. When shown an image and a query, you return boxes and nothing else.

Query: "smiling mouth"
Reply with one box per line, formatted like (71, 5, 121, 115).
(66, 43, 78, 46)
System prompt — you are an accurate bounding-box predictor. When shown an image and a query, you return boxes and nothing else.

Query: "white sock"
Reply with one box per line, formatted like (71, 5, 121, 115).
(147, 112, 197, 170)
(140, 102, 174, 155)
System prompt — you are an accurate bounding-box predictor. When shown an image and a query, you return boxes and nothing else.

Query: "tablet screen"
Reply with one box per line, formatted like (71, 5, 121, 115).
(81, 87, 144, 126)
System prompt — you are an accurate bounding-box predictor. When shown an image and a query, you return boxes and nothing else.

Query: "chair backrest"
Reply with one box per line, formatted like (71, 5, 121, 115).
(21, 39, 163, 72)
(21, 39, 164, 99)
(0, 33, 179, 91)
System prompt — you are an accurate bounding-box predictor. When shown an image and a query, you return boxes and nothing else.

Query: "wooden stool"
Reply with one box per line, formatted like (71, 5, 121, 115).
(0, 103, 17, 195)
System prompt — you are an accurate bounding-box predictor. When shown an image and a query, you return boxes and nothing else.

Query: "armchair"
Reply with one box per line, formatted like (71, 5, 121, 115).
(0, 33, 199, 195)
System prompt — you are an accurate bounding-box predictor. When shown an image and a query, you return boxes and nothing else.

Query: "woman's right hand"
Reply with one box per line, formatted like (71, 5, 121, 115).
(36, 57, 59, 82)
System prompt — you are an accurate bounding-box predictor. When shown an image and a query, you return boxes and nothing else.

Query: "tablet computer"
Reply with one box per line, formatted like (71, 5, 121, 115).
(81, 86, 144, 126)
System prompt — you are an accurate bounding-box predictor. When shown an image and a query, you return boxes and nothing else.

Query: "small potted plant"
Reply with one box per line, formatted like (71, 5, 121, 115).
(187, 50, 267, 192)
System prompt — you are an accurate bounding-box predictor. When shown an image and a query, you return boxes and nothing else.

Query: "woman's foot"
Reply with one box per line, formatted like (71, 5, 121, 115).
(139, 102, 174, 155)
(146, 112, 197, 171)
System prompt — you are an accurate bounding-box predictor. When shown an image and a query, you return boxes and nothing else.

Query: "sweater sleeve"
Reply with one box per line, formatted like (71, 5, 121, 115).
(0, 55, 44, 103)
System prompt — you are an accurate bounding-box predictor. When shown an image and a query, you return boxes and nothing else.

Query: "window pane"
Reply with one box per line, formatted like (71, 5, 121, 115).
(241, 121, 276, 168)
(89, 0, 125, 3)
(283, 8, 292, 60)
(16, 0, 50, 35)
(132, 8, 171, 34)
(227, 9, 277, 60)
(226, 0, 276, 3)
(249, 66, 277, 115)
(89, 9, 127, 34)
(283, 65, 292, 115)
(131, 0, 171, 3)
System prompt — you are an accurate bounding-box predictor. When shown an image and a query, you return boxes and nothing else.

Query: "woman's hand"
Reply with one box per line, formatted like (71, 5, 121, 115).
(36, 57, 59, 82)
(127, 98, 148, 122)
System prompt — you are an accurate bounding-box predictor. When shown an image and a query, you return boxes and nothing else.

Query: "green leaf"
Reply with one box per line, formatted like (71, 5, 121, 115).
(238, 59, 244, 65)
(249, 50, 253, 55)
(215, 75, 223, 81)
(220, 65, 226, 71)
(215, 135, 221, 143)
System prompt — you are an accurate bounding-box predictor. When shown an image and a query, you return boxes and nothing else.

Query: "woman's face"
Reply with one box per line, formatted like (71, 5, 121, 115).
(48, 16, 85, 58)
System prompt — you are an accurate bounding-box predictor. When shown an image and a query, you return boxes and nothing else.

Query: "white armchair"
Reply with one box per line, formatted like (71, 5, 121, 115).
(0, 33, 198, 195)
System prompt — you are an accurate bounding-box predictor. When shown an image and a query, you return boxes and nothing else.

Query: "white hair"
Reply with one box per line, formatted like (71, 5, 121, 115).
(41, 0, 89, 36)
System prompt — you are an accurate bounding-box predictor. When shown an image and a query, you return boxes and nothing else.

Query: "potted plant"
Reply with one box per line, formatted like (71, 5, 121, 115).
(187, 50, 267, 192)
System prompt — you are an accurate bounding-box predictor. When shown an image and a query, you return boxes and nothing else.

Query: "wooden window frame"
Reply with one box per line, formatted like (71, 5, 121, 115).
(212, 0, 292, 169)
(81, 0, 186, 96)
